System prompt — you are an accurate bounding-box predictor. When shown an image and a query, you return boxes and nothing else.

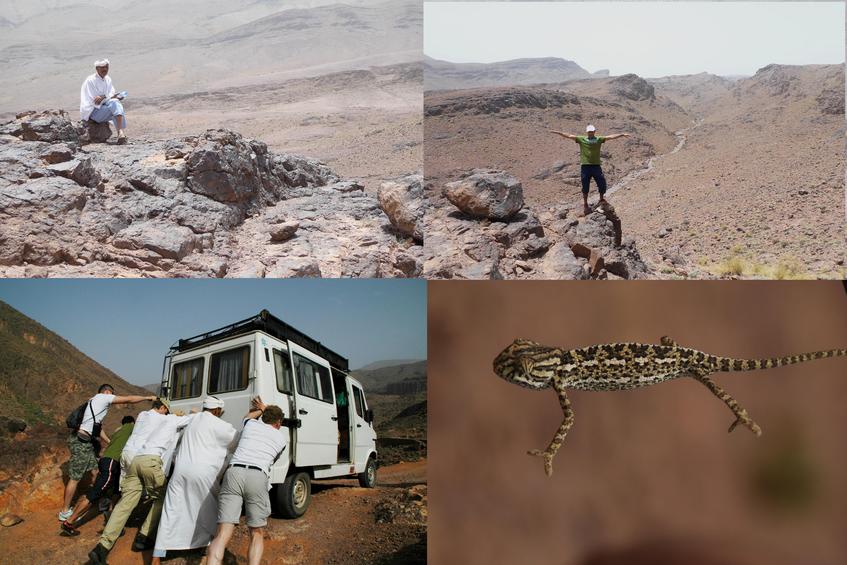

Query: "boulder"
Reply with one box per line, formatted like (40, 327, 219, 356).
(266, 257, 322, 278)
(47, 158, 100, 188)
(378, 174, 425, 242)
(0, 514, 23, 527)
(443, 169, 524, 220)
(38, 143, 74, 164)
(269, 221, 300, 242)
(85, 121, 113, 143)
(112, 221, 199, 261)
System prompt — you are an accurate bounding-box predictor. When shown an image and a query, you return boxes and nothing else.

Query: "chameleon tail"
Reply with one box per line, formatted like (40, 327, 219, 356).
(710, 349, 847, 371)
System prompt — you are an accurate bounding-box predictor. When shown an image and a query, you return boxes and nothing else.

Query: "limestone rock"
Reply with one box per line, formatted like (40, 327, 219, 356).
(378, 174, 424, 242)
(443, 169, 524, 220)
(540, 242, 588, 279)
(112, 221, 199, 261)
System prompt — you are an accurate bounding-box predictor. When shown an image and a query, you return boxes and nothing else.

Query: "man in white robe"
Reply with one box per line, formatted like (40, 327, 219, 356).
(80, 58, 128, 144)
(151, 396, 236, 564)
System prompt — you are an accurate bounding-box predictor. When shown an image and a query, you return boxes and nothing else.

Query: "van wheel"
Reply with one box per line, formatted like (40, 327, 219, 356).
(274, 471, 311, 518)
(358, 457, 377, 488)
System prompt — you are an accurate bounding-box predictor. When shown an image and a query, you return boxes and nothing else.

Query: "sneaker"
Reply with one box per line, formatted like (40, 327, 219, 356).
(60, 520, 80, 537)
(58, 507, 73, 521)
(88, 543, 110, 565)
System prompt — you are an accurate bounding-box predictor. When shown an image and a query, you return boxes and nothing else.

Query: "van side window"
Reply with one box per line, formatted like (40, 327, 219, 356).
(273, 350, 293, 394)
(293, 354, 333, 403)
(172, 358, 204, 400)
(352, 386, 365, 418)
(209, 345, 250, 394)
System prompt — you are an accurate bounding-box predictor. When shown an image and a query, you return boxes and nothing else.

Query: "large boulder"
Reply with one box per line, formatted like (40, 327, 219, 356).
(112, 221, 200, 261)
(378, 174, 424, 242)
(540, 242, 588, 279)
(85, 121, 113, 143)
(443, 169, 524, 220)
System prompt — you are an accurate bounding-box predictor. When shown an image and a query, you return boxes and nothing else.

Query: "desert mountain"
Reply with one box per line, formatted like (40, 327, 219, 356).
(0, 110, 423, 278)
(352, 360, 426, 394)
(424, 55, 599, 91)
(0, 300, 150, 428)
(424, 59, 844, 279)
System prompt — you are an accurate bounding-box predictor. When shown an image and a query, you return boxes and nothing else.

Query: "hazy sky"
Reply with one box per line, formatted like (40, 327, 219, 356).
(0, 280, 426, 385)
(424, 2, 846, 77)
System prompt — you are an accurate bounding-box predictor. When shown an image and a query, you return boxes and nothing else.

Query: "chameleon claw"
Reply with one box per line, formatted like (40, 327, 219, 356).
(728, 417, 762, 436)
(527, 449, 555, 477)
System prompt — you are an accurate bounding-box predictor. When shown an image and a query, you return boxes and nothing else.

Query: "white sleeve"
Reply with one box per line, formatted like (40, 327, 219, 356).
(107, 76, 116, 98)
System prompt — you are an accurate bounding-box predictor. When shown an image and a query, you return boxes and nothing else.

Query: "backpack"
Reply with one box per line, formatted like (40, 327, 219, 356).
(66, 401, 96, 436)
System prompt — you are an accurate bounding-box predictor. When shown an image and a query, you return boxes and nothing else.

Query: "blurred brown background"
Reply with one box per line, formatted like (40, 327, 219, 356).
(428, 282, 847, 565)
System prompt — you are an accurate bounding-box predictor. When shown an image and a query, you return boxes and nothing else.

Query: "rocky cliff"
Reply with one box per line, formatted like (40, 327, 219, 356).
(0, 110, 423, 278)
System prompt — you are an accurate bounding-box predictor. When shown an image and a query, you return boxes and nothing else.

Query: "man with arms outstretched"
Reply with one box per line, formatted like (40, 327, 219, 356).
(550, 124, 630, 215)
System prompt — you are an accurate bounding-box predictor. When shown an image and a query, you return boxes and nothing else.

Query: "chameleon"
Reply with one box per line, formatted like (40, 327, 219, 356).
(492, 337, 847, 477)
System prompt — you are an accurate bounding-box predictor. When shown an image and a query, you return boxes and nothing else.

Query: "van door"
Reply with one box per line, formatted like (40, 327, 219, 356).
(287, 340, 337, 466)
(350, 382, 374, 468)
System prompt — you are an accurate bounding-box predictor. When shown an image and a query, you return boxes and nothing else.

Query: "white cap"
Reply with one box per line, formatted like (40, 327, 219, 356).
(586, 124, 596, 132)
(94, 59, 110, 68)
(203, 396, 225, 410)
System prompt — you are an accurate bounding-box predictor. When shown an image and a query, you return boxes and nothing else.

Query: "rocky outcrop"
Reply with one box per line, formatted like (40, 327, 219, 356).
(378, 174, 424, 242)
(0, 110, 420, 278)
(610, 74, 655, 101)
(424, 170, 652, 279)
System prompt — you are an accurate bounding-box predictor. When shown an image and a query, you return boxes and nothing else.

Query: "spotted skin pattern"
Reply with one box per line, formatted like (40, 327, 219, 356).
(492, 337, 847, 476)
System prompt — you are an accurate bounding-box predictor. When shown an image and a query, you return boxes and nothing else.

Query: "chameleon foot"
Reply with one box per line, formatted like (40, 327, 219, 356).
(527, 449, 556, 477)
(728, 416, 762, 436)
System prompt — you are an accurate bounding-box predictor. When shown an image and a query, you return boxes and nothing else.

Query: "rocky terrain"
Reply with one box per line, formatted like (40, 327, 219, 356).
(424, 59, 845, 278)
(0, 0, 423, 198)
(0, 110, 424, 277)
(424, 169, 652, 279)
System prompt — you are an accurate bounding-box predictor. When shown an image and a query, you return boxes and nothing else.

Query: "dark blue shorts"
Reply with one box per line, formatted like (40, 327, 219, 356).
(580, 164, 607, 195)
(86, 457, 120, 503)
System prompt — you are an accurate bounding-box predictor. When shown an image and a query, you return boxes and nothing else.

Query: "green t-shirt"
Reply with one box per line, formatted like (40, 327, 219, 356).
(575, 135, 606, 165)
(102, 422, 134, 460)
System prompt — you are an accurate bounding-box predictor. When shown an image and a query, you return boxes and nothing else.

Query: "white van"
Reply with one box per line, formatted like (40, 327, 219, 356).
(159, 310, 378, 518)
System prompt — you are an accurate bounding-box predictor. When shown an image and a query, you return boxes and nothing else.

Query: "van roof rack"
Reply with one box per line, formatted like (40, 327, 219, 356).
(171, 309, 349, 371)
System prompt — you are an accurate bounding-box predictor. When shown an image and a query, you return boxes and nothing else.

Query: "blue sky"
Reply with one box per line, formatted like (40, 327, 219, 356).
(0, 280, 426, 385)
(425, 2, 846, 77)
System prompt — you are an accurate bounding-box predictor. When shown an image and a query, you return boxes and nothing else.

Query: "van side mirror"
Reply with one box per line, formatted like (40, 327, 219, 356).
(365, 408, 374, 424)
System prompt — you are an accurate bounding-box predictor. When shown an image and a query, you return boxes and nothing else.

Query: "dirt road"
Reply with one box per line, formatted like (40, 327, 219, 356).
(0, 459, 426, 565)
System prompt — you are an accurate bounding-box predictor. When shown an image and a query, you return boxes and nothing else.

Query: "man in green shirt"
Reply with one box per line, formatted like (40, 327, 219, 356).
(60, 415, 135, 536)
(551, 124, 630, 215)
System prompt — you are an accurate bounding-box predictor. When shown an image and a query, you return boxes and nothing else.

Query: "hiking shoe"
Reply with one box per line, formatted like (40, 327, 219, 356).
(58, 507, 73, 521)
(60, 520, 80, 536)
(132, 533, 154, 551)
(88, 543, 110, 565)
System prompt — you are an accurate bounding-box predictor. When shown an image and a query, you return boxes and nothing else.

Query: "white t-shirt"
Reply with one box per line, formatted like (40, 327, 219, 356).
(138, 412, 195, 471)
(122, 409, 155, 457)
(79, 393, 115, 435)
(230, 418, 287, 476)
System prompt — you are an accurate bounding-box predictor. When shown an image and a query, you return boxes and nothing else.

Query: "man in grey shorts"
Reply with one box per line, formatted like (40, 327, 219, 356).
(207, 396, 287, 565)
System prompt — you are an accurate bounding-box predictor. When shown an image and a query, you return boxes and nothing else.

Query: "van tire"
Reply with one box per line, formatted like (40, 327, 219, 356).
(274, 471, 311, 518)
(358, 456, 377, 488)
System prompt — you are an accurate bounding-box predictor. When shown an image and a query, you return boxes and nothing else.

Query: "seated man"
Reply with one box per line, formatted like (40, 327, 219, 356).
(80, 58, 128, 144)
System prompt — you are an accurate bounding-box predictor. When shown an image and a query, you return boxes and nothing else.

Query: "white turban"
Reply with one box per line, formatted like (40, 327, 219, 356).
(94, 59, 110, 68)
(203, 396, 225, 410)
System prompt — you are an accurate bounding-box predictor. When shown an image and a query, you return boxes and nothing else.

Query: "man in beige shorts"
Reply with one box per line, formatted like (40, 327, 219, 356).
(207, 397, 287, 565)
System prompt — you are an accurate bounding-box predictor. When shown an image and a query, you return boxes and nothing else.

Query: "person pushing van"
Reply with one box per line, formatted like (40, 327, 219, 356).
(207, 396, 288, 565)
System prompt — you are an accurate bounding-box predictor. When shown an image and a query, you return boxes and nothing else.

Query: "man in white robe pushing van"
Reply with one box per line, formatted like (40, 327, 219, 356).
(151, 396, 236, 564)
